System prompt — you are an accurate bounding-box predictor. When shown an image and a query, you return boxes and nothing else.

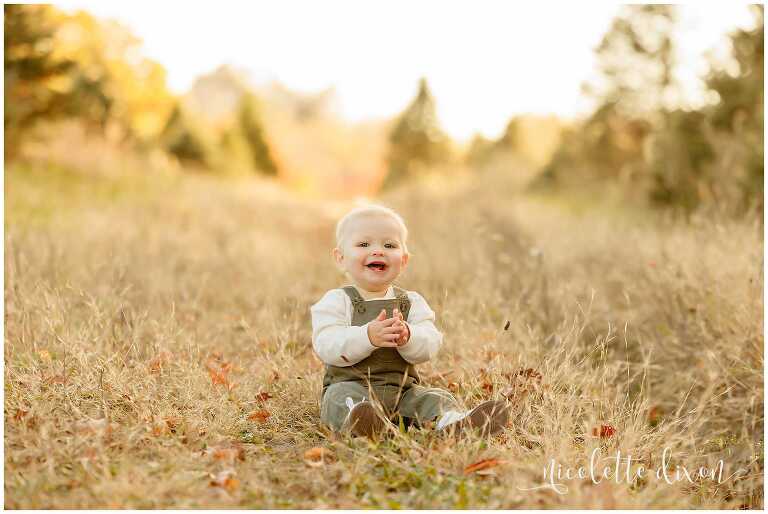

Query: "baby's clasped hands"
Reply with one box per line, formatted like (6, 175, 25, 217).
(367, 309, 410, 347)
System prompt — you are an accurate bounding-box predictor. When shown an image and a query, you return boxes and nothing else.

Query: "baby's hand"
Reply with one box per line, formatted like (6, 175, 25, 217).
(392, 308, 410, 346)
(367, 309, 402, 348)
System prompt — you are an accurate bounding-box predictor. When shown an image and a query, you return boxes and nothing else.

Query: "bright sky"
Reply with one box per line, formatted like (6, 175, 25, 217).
(55, 1, 756, 141)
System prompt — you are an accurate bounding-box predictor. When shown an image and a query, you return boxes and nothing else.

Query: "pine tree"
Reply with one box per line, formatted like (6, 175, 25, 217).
(160, 104, 210, 167)
(237, 93, 278, 175)
(385, 78, 450, 186)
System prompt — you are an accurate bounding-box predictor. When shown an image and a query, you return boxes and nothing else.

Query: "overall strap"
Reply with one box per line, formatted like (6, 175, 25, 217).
(341, 286, 366, 314)
(391, 285, 409, 300)
(391, 285, 411, 316)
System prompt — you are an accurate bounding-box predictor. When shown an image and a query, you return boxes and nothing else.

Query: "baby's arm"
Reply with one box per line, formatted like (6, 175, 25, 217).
(310, 289, 377, 367)
(397, 291, 443, 364)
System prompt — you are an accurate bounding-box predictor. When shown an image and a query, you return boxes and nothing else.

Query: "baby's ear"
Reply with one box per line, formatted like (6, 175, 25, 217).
(332, 247, 344, 266)
(401, 252, 410, 268)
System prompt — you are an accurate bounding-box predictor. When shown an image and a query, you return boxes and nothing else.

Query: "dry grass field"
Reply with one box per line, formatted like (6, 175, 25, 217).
(4, 164, 764, 508)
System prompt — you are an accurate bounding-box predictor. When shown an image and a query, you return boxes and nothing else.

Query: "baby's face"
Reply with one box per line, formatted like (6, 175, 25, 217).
(333, 214, 409, 293)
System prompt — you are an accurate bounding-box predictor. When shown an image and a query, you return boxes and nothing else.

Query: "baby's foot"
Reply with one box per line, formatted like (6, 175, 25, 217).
(438, 400, 510, 437)
(343, 400, 386, 438)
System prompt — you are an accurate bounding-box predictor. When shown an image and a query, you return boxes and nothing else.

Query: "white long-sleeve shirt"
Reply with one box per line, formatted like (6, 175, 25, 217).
(310, 285, 443, 367)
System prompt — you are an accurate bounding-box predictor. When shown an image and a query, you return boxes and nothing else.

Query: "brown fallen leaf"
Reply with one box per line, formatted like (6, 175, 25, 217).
(648, 406, 662, 426)
(464, 458, 503, 475)
(206, 443, 245, 463)
(206, 359, 234, 388)
(304, 447, 333, 467)
(13, 409, 28, 422)
(247, 410, 271, 423)
(209, 469, 239, 492)
(592, 424, 617, 438)
(148, 351, 172, 374)
(255, 392, 273, 403)
(151, 422, 167, 437)
(517, 367, 543, 381)
(499, 383, 531, 401)
(164, 416, 181, 432)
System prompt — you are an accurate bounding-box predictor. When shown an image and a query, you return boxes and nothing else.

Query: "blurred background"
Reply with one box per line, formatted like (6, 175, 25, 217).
(4, 3, 764, 214)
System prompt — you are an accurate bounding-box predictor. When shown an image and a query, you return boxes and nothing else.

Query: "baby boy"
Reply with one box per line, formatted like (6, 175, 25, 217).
(310, 204, 509, 437)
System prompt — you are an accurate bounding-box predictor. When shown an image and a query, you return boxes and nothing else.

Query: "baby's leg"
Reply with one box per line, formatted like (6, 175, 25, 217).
(320, 381, 371, 432)
(397, 386, 459, 428)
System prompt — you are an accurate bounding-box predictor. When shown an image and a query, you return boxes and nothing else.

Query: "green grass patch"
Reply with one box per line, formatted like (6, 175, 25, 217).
(5, 163, 178, 227)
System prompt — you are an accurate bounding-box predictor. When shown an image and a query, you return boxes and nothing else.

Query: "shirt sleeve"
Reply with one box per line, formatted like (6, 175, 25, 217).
(310, 289, 377, 367)
(397, 291, 443, 364)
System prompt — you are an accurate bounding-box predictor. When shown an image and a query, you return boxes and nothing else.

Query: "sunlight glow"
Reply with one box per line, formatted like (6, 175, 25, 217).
(53, 1, 756, 141)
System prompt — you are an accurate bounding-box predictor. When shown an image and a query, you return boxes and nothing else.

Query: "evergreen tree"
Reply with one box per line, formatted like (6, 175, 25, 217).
(160, 104, 210, 167)
(385, 78, 450, 186)
(219, 125, 252, 173)
(465, 133, 494, 169)
(704, 5, 763, 211)
(495, 117, 524, 153)
(237, 93, 278, 175)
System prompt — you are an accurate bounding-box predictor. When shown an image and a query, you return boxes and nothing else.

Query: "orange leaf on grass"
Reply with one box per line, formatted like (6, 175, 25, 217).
(255, 392, 273, 402)
(464, 458, 502, 475)
(648, 406, 662, 426)
(209, 469, 239, 492)
(164, 416, 181, 432)
(247, 410, 271, 423)
(592, 424, 617, 438)
(14, 409, 28, 422)
(206, 360, 233, 387)
(304, 447, 333, 466)
(148, 351, 172, 374)
(207, 444, 245, 463)
(481, 381, 494, 393)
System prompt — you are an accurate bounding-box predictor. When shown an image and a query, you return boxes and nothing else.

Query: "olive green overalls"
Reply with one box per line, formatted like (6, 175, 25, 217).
(320, 285, 458, 431)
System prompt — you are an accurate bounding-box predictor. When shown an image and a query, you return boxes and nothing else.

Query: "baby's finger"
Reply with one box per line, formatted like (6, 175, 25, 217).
(376, 341, 399, 348)
(380, 326, 401, 335)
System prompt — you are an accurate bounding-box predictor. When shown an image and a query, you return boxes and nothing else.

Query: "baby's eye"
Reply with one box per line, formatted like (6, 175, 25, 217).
(357, 242, 369, 247)
(385, 243, 397, 249)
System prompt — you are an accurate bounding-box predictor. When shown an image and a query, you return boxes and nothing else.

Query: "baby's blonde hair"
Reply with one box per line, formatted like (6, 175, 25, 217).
(335, 204, 409, 253)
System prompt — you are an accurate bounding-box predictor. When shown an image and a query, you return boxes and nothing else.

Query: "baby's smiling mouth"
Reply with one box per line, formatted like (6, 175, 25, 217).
(366, 262, 387, 272)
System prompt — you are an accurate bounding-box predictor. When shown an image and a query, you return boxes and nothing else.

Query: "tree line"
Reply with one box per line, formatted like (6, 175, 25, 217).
(534, 5, 764, 216)
(5, 4, 763, 215)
